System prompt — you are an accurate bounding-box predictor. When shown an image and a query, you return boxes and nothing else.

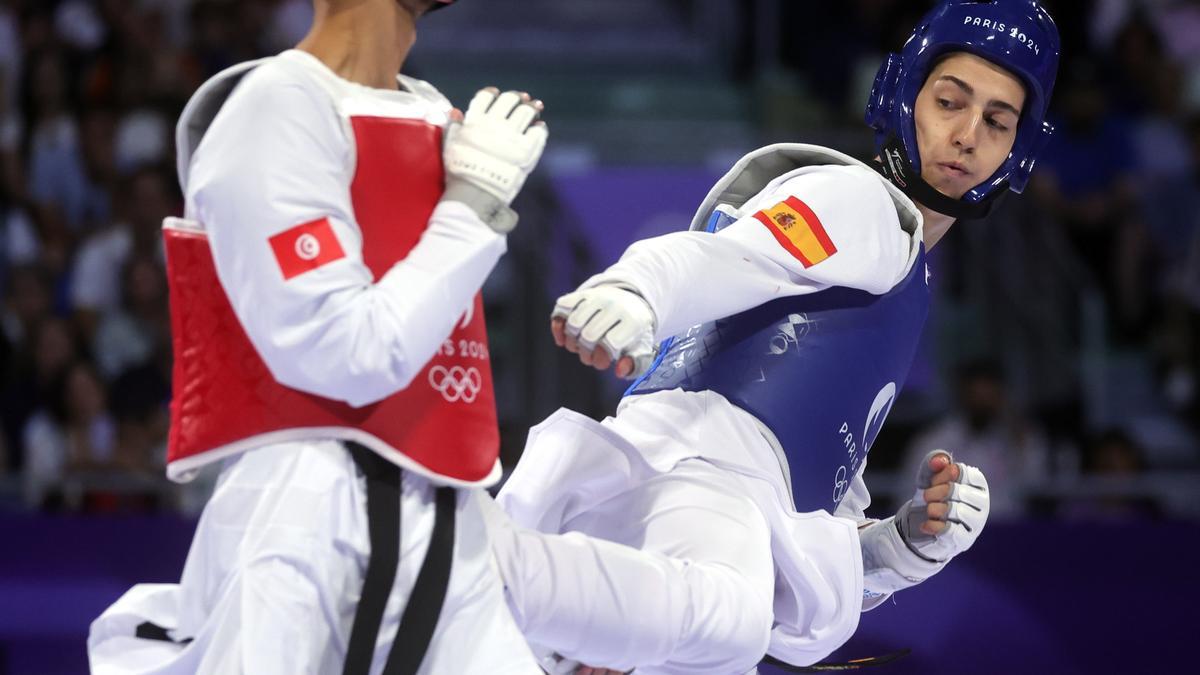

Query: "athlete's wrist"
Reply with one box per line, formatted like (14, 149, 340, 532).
(442, 180, 519, 233)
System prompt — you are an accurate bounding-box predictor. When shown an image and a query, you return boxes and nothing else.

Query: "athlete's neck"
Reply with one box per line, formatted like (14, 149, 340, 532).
(917, 203, 956, 249)
(297, 0, 417, 91)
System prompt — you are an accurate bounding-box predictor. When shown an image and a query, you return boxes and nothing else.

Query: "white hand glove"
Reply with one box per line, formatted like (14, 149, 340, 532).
(858, 451, 988, 606)
(552, 284, 657, 379)
(896, 449, 990, 562)
(443, 88, 548, 232)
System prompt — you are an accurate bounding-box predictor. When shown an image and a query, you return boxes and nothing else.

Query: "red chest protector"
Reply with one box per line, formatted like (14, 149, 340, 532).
(164, 116, 500, 486)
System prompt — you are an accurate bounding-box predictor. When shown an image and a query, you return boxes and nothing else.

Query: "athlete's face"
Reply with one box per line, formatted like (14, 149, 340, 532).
(913, 52, 1026, 199)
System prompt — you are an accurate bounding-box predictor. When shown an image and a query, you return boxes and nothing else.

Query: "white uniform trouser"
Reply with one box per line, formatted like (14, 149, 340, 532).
(88, 440, 540, 675)
(493, 418, 776, 675)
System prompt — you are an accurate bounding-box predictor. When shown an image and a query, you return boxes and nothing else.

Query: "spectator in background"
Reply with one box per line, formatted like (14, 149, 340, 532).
(109, 361, 169, 478)
(1132, 62, 1198, 282)
(189, 0, 251, 77)
(22, 49, 90, 236)
(1135, 67, 1200, 425)
(93, 254, 169, 381)
(108, 10, 175, 175)
(1058, 429, 1161, 521)
(0, 271, 60, 461)
(75, 106, 117, 227)
(1, 74, 32, 258)
(1031, 60, 1147, 341)
(905, 359, 1050, 520)
(22, 359, 116, 509)
(70, 165, 173, 340)
(0, 2, 20, 104)
(1, 264, 51, 349)
(1158, 113, 1200, 427)
(0, 1, 22, 203)
(1102, 9, 1166, 117)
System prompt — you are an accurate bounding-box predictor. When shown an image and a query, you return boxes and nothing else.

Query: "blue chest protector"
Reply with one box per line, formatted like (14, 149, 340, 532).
(625, 148, 930, 515)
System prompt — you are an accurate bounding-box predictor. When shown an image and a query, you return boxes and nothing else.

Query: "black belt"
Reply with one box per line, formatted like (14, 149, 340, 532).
(343, 441, 457, 675)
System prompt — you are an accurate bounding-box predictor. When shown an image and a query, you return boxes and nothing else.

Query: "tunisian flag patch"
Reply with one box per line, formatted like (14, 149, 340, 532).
(268, 217, 347, 280)
(753, 196, 837, 268)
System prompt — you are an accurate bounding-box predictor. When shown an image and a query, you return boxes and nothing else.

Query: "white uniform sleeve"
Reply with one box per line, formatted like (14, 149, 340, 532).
(186, 70, 505, 408)
(581, 166, 912, 340)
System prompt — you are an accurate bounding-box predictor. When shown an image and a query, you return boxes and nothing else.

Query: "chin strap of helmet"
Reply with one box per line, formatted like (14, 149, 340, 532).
(874, 135, 1003, 221)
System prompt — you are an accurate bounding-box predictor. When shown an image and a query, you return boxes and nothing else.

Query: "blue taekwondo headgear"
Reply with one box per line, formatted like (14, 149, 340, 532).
(864, 0, 1060, 219)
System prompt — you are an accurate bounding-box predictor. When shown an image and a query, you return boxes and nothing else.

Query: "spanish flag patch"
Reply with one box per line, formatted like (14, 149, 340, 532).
(753, 196, 837, 267)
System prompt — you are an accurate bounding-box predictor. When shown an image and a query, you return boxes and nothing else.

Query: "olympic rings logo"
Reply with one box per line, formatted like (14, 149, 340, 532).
(428, 366, 482, 403)
(295, 233, 321, 261)
(832, 464, 849, 504)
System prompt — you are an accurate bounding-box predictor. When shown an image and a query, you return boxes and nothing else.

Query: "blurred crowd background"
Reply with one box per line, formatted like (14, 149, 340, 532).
(1, 1, 1198, 673)
(0, 0, 1198, 522)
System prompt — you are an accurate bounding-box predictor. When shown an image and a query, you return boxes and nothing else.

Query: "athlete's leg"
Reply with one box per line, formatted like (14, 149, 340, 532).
(490, 459, 774, 674)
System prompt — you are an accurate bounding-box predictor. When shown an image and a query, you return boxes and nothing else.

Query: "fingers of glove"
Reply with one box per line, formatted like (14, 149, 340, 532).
(943, 519, 981, 553)
(601, 313, 651, 353)
(564, 301, 601, 338)
(926, 501, 950, 521)
(590, 347, 613, 371)
(561, 305, 600, 343)
(550, 318, 568, 347)
(564, 331, 580, 355)
(577, 343, 599, 366)
(956, 462, 989, 491)
(922, 481, 958, 504)
(551, 291, 585, 321)
(507, 98, 542, 131)
(518, 121, 549, 166)
(954, 482, 989, 512)
(916, 449, 953, 488)
(929, 460, 960, 488)
(932, 501, 979, 530)
(579, 312, 622, 352)
(920, 519, 948, 536)
(603, 340, 653, 380)
(465, 87, 500, 119)
(488, 90, 525, 120)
